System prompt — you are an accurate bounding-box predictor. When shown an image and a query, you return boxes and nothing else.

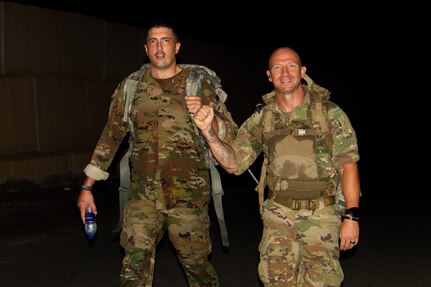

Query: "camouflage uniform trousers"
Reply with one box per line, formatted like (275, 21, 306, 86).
(119, 199, 219, 287)
(258, 199, 343, 287)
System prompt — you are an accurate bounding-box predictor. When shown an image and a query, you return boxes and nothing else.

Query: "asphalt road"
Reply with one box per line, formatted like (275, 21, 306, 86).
(1, 172, 430, 287)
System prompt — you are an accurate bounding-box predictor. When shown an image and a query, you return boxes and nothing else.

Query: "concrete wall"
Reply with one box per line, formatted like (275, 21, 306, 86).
(0, 2, 269, 189)
(0, 2, 147, 188)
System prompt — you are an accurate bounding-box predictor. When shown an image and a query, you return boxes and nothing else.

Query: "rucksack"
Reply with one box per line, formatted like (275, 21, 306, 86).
(255, 74, 346, 213)
(113, 64, 231, 247)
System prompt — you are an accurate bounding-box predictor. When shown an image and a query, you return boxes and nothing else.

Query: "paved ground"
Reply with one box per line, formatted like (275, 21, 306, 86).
(0, 169, 430, 287)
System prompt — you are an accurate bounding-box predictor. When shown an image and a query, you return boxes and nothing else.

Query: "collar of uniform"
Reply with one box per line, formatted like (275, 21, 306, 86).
(268, 86, 312, 114)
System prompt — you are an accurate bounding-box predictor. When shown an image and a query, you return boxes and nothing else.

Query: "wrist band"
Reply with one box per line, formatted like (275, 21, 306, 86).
(341, 215, 359, 222)
(81, 185, 93, 191)
(344, 207, 360, 218)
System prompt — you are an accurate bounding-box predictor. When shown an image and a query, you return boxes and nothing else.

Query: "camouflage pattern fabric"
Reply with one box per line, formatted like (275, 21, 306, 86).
(120, 199, 217, 287)
(258, 200, 343, 286)
(87, 67, 236, 287)
(231, 85, 359, 179)
(232, 84, 359, 205)
(229, 78, 359, 286)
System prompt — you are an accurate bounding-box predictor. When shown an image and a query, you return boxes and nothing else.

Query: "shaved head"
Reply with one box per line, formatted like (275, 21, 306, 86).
(269, 47, 302, 68)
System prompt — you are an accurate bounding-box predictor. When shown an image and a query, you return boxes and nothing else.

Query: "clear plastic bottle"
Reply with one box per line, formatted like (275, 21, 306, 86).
(84, 206, 97, 240)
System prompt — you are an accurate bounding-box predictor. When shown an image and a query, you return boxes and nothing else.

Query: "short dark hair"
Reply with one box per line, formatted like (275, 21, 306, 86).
(144, 20, 179, 42)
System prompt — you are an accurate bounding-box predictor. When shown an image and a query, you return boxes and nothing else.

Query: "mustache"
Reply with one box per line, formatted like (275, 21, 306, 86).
(155, 51, 165, 57)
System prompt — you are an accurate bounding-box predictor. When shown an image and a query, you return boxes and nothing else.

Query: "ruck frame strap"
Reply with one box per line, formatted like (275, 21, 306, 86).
(209, 162, 229, 247)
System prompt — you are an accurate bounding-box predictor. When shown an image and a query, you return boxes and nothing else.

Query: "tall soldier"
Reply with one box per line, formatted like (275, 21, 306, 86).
(77, 21, 237, 286)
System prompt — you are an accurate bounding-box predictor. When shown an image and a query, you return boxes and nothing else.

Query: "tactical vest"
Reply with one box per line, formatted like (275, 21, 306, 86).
(256, 75, 345, 211)
(115, 64, 230, 247)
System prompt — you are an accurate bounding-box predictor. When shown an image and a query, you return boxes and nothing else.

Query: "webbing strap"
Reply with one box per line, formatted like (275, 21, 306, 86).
(185, 66, 230, 247)
(257, 156, 268, 207)
(256, 107, 274, 207)
(314, 102, 329, 134)
(272, 195, 335, 211)
(122, 71, 141, 123)
(112, 70, 138, 234)
(209, 161, 229, 247)
(112, 141, 132, 233)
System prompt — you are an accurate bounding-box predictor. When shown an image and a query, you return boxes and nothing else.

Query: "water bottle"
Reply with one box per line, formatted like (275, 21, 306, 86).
(84, 206, 97, 240)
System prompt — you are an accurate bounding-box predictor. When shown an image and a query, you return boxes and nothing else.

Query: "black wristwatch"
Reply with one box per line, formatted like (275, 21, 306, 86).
(345, 207, 359, 218)
(342, 207, 360, 222)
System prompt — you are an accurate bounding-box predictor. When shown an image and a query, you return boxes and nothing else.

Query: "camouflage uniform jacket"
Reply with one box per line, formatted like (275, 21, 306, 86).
(231, 82, 359, 196)
(85, 67, 238, 207)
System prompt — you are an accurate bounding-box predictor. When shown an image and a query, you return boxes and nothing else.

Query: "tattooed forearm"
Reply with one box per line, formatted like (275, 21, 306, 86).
(206, 128, 219, 144)
(208, 128, 216, 138)
(205, 128, 238, 173)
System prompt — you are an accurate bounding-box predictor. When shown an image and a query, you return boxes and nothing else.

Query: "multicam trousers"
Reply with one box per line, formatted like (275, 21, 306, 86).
(258, 199, 343, 287)
(119, 199, 218, 287)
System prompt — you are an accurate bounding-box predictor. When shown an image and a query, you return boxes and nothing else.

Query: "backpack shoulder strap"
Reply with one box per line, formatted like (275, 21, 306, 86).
(180, 64, 231, 247)
(256, 104, 274, 206)
(122, 66, 147, 123)
(113, 66, 147, 233)
(308, 83, 333, 152)
(306, 75, 349, 212)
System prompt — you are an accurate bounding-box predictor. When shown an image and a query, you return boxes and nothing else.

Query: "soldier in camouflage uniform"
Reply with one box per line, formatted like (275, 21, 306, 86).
(193, 47, 361, 286)
(77, 22, 237, 287)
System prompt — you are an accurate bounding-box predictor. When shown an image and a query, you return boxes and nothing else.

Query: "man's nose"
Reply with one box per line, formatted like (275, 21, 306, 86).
(157, 41, 163, 50)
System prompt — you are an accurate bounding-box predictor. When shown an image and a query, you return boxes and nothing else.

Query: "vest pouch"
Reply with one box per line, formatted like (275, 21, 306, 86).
(268, 132, 318, 181)
(267, 129, 324, 199)
(267, 172, 332, 199)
